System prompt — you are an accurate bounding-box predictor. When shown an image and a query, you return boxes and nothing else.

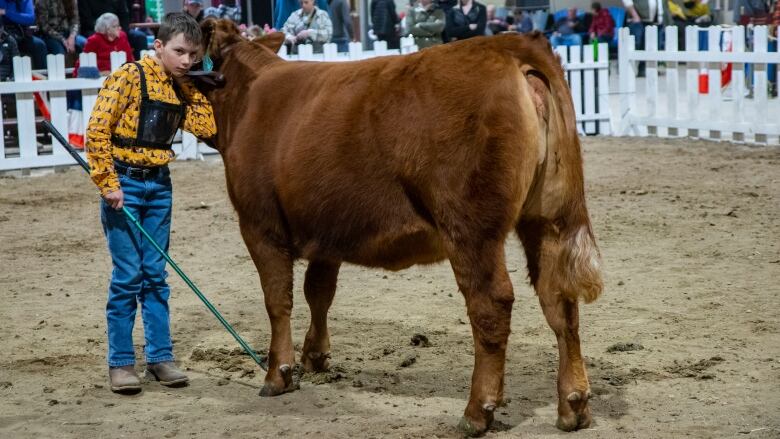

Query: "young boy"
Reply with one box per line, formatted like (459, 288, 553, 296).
(85, 12, 216, 394)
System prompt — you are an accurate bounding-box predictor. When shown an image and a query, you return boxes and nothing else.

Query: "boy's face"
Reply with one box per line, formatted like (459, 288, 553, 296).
(153, 33, 200, 77)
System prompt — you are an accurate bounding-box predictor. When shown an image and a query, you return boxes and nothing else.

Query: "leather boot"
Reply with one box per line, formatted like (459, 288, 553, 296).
(109, 365, 142, 394)
(146, 361, 189, 387)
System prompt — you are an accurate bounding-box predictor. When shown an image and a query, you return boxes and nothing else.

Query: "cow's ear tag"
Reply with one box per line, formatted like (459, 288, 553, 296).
(203, 53, 214, 72)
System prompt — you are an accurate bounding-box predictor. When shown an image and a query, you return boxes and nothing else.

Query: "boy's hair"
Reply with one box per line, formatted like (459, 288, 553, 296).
(591, 2, 602, 11)
(157, 12, 202, 46)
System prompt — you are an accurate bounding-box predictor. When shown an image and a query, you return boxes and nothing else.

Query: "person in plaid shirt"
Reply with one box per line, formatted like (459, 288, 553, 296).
(282, 0, 333, 53)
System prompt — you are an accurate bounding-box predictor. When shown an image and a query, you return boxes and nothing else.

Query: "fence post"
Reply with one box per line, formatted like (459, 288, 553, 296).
(685, 25, 699, 138)
(583, 42, 596, 135)
(298, 44, 314, 61)
(109, 51, 127, 72)
(753, 25, 768, 143)
(732, 26, 746, 142)
(47, 54, 69, 157)
(323, 43, 338, 60)
(80, 53, 99, 145)
(707, 26, 722, 140)
(13, 56, 37, 162)
(645, 26, 659, 136)
(663, 26, 678, 137)
(374, 40, 388, 56)
(618, 27, 637, 135)
(348, 41, 363, 60)
(597, 42, 610, 134)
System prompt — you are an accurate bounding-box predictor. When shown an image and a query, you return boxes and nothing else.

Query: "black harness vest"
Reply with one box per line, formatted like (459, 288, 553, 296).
(111, 62, 186, 150)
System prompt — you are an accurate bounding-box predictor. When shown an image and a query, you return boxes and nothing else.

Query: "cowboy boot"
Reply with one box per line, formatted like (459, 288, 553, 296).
(109, 365, 142, 394)
(146, 362, 189, 387)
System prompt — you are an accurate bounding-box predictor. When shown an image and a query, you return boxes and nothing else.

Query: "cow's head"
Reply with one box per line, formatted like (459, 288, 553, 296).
(200, 17, 243, 69)
(200, 18, 286, 68)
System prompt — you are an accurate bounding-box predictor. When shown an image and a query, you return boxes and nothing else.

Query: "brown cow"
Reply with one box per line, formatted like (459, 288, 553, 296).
(198, 18, 603, 435)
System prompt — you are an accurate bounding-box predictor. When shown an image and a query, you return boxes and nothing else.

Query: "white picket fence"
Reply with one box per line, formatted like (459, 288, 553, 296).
(0, 39, 611, 172)
(618, 25, 780, 144)
(556, 42, 611, 135)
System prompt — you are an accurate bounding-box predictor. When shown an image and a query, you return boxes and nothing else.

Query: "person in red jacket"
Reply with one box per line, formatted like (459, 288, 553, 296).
(74, 12, 135, 76)
(588, 2, 615, 43)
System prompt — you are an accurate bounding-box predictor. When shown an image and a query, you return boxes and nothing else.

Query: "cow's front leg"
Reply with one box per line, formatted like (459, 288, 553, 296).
(240, 223, 297, 397)
(448, 240, 514, 437)
(301, 260, 340, 372)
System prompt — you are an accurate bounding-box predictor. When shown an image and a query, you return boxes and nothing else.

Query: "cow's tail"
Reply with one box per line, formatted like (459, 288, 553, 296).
(517, 34, 603, 304)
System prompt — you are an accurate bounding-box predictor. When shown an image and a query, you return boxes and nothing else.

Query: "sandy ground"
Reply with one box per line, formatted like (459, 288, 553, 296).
(0, 136, 778, 439)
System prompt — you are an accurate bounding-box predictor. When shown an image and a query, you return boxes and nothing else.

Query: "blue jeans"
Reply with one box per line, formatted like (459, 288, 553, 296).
(101, 165, 174, 367)
(41, 34, 86, 56)
(332, 37, 349, 52)
(16, 34, 47, 69)
(551, 33, 582, 47)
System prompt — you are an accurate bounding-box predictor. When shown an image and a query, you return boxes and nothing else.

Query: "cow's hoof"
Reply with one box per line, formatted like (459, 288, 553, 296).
(258, 364, 299, 397)
(458, 416, 488, 438)
(301, 351, 331, 373)
(556, 392, 592, 432)
(458, 403, 494, 438)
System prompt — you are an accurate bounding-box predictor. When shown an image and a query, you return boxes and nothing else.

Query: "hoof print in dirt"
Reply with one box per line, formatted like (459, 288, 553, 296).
(606, 342, 644, 353)
(410, 333, 431, 347)
(400, 353, 418, 368)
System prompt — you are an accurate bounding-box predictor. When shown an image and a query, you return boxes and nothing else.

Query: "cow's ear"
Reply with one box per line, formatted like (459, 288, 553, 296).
(255, 32, 286, 54)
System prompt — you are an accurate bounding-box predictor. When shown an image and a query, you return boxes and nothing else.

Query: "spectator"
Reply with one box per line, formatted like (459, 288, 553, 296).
(79, 0, 148, 60)
(588, 2, 615, 43)
(0, 0, 48, 69)
(35, 0, 87, 57)
(74, 12, 134, 76)
(623, 0, 664, 76)
(204, 0, 242, 22)
(405, 0, 444, 49)
(509, 9, 533, 33)
(734, 0, 769, 24)
(282, 0, 332, 53)
(485, 4, 508, 35)
(184, 0, 205, 23)
(667, 0, 710, 49)
(371, 0, 400, 49)
(445, 0, 487, 42)
(550, 7, 586, 47)
(0, 28, 20, 80)
(328, 0, 353, 52)
(274, 0, 330, 30)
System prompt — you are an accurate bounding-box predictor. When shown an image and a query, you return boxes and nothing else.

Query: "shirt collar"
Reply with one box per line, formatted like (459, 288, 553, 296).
(140, 55, 172, 84)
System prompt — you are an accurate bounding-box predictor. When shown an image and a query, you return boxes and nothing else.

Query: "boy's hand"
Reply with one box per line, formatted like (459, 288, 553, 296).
(104, 189, 124, 210)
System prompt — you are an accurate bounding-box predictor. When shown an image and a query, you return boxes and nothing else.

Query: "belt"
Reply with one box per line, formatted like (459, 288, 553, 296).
(113, 160, 167, 180)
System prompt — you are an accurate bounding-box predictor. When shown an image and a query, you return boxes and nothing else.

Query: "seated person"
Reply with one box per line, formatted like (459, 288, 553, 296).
(35, 0, 87, 57)
(485, 4, 507, 35)
(1, 0, 48, 69)
(204, 0, 242, 23)
(550, 7, 586, 47)
(282, 0, 333, 53)
(74, 12, 134, 76)
(588, 2, 615, 43)
(508, 9, 533, 33)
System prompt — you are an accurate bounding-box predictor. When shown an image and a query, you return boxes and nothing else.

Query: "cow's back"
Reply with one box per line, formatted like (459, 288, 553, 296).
(216, 34, 567, 268)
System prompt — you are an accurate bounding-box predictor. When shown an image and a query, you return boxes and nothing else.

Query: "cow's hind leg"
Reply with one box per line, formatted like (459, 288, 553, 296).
(445, 238, 514, 437)
(517, 219, 597, 431)
(301, 260, 340, 372)
(240, 222, 297, 397)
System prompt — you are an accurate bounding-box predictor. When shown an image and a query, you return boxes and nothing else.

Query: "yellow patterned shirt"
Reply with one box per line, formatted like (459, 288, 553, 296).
(86, 55, 217, 196)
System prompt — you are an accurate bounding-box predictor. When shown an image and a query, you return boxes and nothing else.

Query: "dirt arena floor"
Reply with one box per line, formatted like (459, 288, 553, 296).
(0, 136, 778, 438)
